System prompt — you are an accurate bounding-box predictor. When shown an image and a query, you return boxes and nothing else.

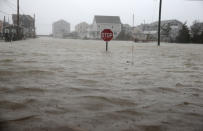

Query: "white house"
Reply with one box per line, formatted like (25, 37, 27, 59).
(52, 20, 70, 38)
(75, 22, 89, 38)
(132, 19, 183, 42)
(88, 15, 122, 39)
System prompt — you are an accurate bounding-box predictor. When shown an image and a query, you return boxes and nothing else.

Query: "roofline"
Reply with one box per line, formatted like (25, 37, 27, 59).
(53, 19, 70, 24)
(93, 15, 121, 24)
(94, 15, 120, 17)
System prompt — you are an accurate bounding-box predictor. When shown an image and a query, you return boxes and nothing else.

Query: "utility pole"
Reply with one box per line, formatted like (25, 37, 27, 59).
(17, 0, 20, 39)
(158, 0, 162, 46)
(34, 14, 36, 38)
(3, 16, 6, 36)
(133, 14, 134, 27)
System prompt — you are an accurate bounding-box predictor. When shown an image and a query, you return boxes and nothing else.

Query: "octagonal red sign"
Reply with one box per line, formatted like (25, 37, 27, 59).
(101, 29, 113, 42)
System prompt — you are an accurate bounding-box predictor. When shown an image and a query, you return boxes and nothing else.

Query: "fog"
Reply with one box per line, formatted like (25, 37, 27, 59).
(1, 0, 203, 35)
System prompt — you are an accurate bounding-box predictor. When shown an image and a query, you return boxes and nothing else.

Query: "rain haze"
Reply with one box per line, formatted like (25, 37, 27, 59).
(0, 0, 203, 34)
(1, 0, 203, 131)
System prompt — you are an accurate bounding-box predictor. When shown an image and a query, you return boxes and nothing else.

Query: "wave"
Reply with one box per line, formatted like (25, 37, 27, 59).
(175, 83, 192, 88)
(77, 79, 99, 85)
(176, 102, 203, 108)
(167, 70, 196, 73)
(23, 60, 36, 63)
(7, 87, 45, 94)
(82, 96, 135, 106)
(0, 71, 15, 76)
(130, 125, 163, 131)
(0, 70, 54, 76)
(115, 109, 144, 116)
(0, 59, 14, 63)
(151, 87, 178, 93)
(0, 100, 26, 110)
(0, 115, 38, 124)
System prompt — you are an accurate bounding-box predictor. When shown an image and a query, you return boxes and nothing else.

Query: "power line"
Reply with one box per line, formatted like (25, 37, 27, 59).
(1, 0, 34, 22)
(7, 0, 17, 6)
(7, 0, 26, 14)
(1, 0, 27, 15)
(0, 10, 11, 15)
(1, 0, 16, 13)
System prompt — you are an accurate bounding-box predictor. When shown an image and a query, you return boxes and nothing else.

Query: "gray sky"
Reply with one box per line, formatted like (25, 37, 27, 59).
(1, 0, 203, 35)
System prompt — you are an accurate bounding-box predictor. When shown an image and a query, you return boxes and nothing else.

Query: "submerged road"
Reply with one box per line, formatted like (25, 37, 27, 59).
(0, 37, 203, 131)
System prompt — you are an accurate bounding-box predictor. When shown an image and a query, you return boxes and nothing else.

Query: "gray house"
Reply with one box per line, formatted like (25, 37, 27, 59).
(52, 20, 70, 38)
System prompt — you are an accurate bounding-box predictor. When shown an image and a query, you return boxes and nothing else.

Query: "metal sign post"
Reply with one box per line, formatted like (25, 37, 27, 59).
(101, 29, 113, 51)
(106, 41, 108, 51)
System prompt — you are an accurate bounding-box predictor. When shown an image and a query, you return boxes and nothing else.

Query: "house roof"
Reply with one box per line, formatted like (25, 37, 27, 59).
(150, 19, 183, 26)
(12, 14, 34, 22)
(53, 19, 70, 25)
(94, 15, 121, 24)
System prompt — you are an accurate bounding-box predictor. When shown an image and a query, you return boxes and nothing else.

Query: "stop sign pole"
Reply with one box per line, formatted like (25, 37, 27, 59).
(106, 41, 108, 51)
(101, 29, 113, 51)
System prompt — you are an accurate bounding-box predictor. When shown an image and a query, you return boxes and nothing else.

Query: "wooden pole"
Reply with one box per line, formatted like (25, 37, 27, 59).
(158, 0, 162, 46)
(133, 14, 134, 27)
(3, 16, 5, 34)
(17, 0, 20, 39)
(34, 14, 36, 38)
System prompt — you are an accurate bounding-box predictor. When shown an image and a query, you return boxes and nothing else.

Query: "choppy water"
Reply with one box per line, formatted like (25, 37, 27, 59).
(0, 37, 203, 131)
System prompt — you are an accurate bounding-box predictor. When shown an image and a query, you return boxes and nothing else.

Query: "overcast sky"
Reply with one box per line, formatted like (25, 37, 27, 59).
(1, 0, 203, 35)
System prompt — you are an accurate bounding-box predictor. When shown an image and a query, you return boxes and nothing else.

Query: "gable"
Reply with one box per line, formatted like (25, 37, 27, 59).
(94, 15, 121, 24)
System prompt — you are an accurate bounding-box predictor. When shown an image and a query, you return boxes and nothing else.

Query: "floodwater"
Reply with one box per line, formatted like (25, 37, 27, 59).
(0, 37, 203, 131)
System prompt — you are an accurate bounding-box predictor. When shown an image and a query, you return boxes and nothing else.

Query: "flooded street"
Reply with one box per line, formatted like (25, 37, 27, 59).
(0, 37, 203, 131)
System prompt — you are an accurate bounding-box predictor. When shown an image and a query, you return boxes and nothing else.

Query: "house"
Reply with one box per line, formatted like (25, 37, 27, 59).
(88, 15, 122, 39)
(12, 14, 35, 38)
(0, 20, 10, 39)
(3, 25, 24, 41)
(52, 20, 70, 38)
(0, 20, 3, 33)
(0, 20, 3, 39)
(75, 22, 89, 38)
(64, 31, 79, 39)
(122, 24, 132, 33)
(132, 20, 183, 42)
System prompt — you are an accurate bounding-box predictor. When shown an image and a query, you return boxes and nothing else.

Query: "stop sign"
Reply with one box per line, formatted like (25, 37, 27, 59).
(101, 29, 113, 41)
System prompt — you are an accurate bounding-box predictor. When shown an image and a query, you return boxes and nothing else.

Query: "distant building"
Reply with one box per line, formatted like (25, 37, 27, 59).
(75, 22, 89, 38)
(0, 20, 3, 39)
(64, 31, 79, 39)
(0, 20, 10, 39)
(122, 24, 132, 33)
(88, 15, 122, 39)
(0, 20, 10, 32)
(0, 20, 3, 33)
(132, 20, 183, 42)
(12, 14, 35, 38)
(52, 20, 70, 38)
